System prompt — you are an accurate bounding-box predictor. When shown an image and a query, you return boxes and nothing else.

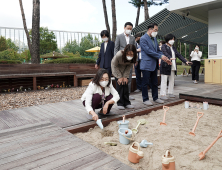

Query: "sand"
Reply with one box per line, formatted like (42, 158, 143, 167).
(75, 102, 222, 170)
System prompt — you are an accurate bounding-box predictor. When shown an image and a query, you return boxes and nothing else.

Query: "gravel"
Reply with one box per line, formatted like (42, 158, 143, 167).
(0, 87, 87, 111)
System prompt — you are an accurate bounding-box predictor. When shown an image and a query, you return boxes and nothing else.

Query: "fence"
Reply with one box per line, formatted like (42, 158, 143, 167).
(0, 27, 102, 53)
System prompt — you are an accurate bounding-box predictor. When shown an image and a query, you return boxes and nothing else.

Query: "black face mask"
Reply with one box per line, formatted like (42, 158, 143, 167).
(136, 39, 140, 44)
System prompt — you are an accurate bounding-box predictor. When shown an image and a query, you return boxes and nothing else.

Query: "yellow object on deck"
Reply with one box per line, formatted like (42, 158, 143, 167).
(85, 46, 101, 52)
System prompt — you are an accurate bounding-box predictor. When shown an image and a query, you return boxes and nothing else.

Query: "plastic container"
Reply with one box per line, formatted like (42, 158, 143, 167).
(128, 142, 144, 163)
(162, 150, 175, 170)
(185, 101, 189, 109)
(117, 120, 129, 129)
(118, 128, 132, 145)
(203, 102, 209, 110)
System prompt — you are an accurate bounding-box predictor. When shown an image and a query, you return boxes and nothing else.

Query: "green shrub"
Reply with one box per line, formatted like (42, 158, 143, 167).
(0, 36, 8, 52)
(0, 49, 21, 60)
(40, 51, 68, 58)
(176, 58, 182, 65)
(44, 57, 96, 64)
(20, 50, 31, 61)
(63, 51, 81, 58)
(0, 59, 22, 64)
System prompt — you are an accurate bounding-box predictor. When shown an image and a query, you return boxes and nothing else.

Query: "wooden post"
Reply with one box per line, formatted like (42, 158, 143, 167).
(74, 75, 78, 87)
(33, 77, 37, 90)
(185, 43, 186, 59)
(180, 42, 181, 54)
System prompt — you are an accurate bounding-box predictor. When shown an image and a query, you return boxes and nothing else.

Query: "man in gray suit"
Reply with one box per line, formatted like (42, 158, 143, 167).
(114, 22, 137, 101)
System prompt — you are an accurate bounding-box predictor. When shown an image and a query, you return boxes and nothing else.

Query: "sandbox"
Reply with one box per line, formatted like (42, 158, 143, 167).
(75, 102, 222, 170)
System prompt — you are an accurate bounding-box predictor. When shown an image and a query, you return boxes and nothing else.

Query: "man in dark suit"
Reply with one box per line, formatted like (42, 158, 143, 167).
(140, 23, 171, 105)
(95, 30, 115, 76)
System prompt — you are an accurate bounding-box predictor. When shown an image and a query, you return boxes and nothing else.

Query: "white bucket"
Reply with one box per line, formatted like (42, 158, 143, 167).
(203, 102, 209, 110)
(118, 128, 132, 145)
(185, 101, 189, 109)
(117, 120, 129, 129)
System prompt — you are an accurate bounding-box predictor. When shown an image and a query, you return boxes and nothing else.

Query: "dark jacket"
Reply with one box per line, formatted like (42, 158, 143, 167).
(160, 44, 187, 75)
(97, 40, 115, 69)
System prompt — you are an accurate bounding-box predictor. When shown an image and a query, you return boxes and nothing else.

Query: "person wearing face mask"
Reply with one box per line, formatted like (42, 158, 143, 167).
(81, 69, 120, 121)
(140, 23, 172, 106)
(160, 34, 191, 100)
(134, 33, 143, 93)
(114, 22, 137, 101)
(190, 45, 202, 84)
(95, 30, 115, 76)
(111, 44, 137, 110)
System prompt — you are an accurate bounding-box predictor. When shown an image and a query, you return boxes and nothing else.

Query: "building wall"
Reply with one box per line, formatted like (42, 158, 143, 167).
(168, 0, 216, 11)
(208, 8, 222, 59)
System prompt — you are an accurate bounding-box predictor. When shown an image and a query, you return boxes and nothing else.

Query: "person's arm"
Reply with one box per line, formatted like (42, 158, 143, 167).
(123, 64, 133, 78)
(111, 41, 115, 60)
(197, 51, 202, 58)
(114, 35, 120, 55)
(190, 51, 194, 57)
(84, 83, 94, 114)
(111, 52, 123, 78)
(109, 81, 120, 103)
(96, 45, 102, 65)
(140, 38, 162, 59)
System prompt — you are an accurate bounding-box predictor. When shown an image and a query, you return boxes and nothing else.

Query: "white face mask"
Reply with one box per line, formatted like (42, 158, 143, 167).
(168, 40, 175, 45)
(99, 81, 109, 87)
(125, 29, 132, 35)
(195, 47, 199, 50)
(126, 56, 133, 61)
(102, 37, 108, 42)
(151, 31, 158, 37)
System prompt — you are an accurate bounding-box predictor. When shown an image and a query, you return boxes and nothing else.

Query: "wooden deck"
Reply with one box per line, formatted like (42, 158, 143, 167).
(0, 121, 133, 170)
(0, 93, 183, 131)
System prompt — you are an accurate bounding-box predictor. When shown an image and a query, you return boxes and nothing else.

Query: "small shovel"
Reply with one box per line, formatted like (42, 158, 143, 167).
(132, 119, 147, 134)
(199, 130, 222, 160)
(96, 119, 104, 129)
(122, 115, 125, 123)
(160, 106, 169, 126)
(189, 112, 204, 136)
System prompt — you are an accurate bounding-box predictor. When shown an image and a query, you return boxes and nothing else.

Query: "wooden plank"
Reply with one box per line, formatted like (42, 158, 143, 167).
(65, 99, 185, 133)
(0, 118, 10, 130)
(31, 148, 101, 170)
(0, 138, 84, 169)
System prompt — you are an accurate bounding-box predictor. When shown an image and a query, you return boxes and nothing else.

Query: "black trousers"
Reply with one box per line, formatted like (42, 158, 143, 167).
(192, 61, 200, 81)
(115, 78, 131, 106)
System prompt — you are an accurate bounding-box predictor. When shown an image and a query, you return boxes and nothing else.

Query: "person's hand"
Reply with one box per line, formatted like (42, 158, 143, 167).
(170, 58, 176, 60)
(123, 78, 128, 84)
(103, 103, 109, 115)
(117, 78, 123, 85)
(135, 62, 138, 66)
(95, 64, 99, 69)
(89, 111, 98, 121)
(137, 48, 141, 52)
(186, 61, 192, 65)
(162, 55, 172, 65)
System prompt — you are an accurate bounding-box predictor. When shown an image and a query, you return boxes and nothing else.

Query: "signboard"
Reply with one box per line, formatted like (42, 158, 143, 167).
(209, 44, 217, 55)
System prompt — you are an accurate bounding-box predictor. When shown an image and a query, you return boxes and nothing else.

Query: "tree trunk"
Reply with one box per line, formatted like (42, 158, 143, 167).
(31, 0, 40, 64)
(189, 44, 193, 61)
(144, 0, 149, 21)
(135, 0, 141, 27)
(111, 0, 117, 42)
(102, 0, 111, 38)
(19, 0, 32, 55)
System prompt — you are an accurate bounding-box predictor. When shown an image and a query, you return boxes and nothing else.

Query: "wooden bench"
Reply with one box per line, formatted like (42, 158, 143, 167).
(0, 72, 77, 90)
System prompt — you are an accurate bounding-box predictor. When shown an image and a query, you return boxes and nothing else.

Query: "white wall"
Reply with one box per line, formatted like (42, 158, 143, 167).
(208, 8, 222, 59)
(168, 0, 216, 11)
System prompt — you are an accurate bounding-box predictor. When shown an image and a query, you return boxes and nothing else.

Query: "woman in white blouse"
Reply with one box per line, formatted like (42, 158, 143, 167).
(190, 45, 202, 84)
(160, 34, 191, 100)
(81, 68, 120, 121)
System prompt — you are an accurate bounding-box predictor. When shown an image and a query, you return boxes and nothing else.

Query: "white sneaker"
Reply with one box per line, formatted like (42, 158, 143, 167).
(143, 100, 153, 106)
(129, 96, 135, 100)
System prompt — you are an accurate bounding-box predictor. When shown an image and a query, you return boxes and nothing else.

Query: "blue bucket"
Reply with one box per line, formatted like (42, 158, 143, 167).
(118, 128, 132, 145)
(117, 120, 129, 129)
